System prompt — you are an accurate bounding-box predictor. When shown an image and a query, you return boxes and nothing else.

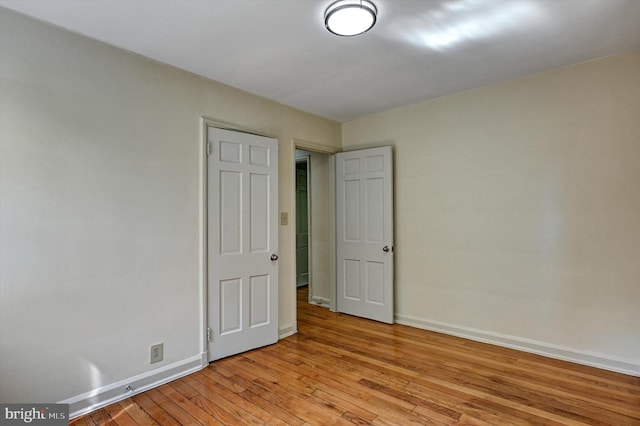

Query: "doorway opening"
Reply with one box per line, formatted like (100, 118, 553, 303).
(295, 149, 332, 308)
(295, 156, 309, 288)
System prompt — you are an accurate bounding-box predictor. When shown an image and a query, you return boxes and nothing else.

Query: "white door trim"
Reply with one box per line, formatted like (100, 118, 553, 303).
(198, 118, 209, 364)
(329, 154, 337, 312)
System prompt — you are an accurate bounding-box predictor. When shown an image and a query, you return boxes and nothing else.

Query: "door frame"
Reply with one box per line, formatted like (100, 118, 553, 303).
(199, 117, 279, 363)
(292, 140, 339, 314)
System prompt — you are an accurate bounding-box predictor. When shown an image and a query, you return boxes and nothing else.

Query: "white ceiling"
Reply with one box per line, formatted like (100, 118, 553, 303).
(2, 0, 639, 122)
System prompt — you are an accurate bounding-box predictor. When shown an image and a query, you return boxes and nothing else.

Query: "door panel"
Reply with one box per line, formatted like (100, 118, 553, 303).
(250, 173, 269, 252)
(220, 171, 242, 254)
(336, 146, 393, 324)
(344, 259, 360, 299)
(208, 127, 278, 361)
(249, 274, 269, 326)
(220, 278, 241, 334)
(366, 261, 384, 303)
(344, 180, 360, 241)
(366, 178, 384, 242)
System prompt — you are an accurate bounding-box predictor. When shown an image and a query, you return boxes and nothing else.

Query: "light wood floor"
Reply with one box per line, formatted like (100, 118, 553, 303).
(73, 287, 640, 425)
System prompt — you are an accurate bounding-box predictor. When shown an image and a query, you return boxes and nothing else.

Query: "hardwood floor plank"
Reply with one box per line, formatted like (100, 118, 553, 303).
(159, 383, 224, 425)
(190, 394, 252, 426)
(70, 416, 96, 426)
(237, 389, 307, 426)
(101, 402, 139, 426)
(72, 287, 640, 425)
(112, 401, 158, 426)
(131, 392, 181, 426)
(144, 387, 203, 425)
(340, 410, 375, 425)
(311, 388, 377, 422)
(192, 371, 290, 426)
(88, 410, 113, 426)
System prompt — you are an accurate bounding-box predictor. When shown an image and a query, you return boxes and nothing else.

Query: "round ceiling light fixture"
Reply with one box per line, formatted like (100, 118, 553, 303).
(325, 0, 377, 37)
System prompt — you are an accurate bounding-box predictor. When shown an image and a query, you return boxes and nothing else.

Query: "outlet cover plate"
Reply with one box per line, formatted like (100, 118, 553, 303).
(150, 343, 163, 363)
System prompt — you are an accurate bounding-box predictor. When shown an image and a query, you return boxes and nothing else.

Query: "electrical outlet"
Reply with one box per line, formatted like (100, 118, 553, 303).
(150, 343, 163, 363)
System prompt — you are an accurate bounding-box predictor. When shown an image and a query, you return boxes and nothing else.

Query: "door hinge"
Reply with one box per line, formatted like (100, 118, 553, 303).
(206, 142, 212, 156)
(206, 327, 213, 342)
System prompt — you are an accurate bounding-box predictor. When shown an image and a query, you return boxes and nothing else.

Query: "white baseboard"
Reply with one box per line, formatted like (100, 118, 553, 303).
(279, 323, 297, 339)
(395, 314, 640, 377)
(63, 354, 206, 419)
(310, 295, 330, 308)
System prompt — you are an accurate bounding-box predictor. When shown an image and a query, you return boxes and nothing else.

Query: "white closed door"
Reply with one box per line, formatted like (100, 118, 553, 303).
(208, 127, 278, 361)
(336, 146, 394, 324)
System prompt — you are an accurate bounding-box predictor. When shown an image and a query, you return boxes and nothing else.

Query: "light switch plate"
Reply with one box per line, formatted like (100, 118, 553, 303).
(280, 212, 288, 225)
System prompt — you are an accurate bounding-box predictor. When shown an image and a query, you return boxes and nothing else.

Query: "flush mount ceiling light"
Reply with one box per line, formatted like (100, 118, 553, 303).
(325, 0, 377, 37)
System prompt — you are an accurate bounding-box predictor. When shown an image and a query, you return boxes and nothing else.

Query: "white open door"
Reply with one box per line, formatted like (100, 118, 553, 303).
(208, 127, 278, 361)
(336, 146, 394, 324)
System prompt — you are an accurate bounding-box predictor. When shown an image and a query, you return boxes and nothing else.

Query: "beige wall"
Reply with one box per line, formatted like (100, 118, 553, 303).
(0, 8, 340, 404)
(343, 50, 640, 372)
